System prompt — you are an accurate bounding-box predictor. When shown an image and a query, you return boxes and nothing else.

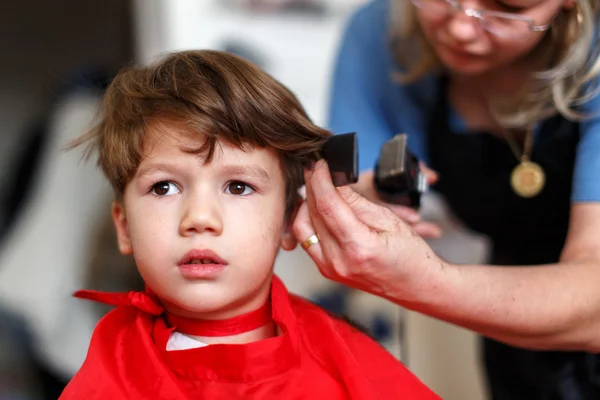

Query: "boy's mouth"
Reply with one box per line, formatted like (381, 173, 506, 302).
(177, 249, 228, 266)
(177, 249, 228, 279)
(186, 259, 221, 265)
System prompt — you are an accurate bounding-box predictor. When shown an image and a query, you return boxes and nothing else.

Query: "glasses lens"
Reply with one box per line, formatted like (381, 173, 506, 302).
(411, 0, 453, 15)
(480, 15, 531, 38)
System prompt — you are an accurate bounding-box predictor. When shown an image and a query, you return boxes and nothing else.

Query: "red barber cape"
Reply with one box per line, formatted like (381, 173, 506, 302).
(60, 276, 439, 399)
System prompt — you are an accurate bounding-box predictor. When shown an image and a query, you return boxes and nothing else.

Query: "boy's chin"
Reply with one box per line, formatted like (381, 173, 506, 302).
(161, 284, 272, 320)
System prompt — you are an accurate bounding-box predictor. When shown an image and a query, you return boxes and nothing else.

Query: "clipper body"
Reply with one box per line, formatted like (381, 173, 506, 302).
(320, 132, 359, 187)
(374, 134, 428, 209)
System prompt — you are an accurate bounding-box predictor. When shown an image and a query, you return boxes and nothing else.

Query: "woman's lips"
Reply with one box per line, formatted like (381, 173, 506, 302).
(441, 42, 484, 59)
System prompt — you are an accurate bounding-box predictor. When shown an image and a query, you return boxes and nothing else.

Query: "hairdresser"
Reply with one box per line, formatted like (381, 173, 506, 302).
(293, 0, 600, 399)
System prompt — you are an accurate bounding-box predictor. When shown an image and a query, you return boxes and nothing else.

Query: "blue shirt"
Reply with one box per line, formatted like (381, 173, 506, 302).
(328, 0, 600, 202)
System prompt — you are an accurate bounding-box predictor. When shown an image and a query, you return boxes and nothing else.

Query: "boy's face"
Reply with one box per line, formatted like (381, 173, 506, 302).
(112, 125, 297, 319)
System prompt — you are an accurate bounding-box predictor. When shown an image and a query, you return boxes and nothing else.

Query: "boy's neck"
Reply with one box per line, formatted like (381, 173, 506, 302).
(163, 288, 277, 345)
(185, 323, 277, 345)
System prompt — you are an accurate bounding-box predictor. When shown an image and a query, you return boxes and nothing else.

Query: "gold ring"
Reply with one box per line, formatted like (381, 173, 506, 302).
(301, 234, 319, 250)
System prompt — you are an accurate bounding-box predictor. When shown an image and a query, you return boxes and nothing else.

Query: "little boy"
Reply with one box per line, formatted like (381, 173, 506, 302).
(60, 50, 439, 399)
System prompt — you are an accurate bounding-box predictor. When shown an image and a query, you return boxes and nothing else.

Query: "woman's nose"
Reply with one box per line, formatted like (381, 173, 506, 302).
(446, 9, 481, 43)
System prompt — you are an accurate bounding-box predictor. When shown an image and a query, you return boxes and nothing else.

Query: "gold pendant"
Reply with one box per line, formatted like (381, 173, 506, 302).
(511, 161, 546, 198)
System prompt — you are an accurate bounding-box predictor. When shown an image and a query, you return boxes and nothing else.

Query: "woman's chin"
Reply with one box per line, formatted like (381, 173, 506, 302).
(438, 51, 491, 76)
(445, 61, 491, 76)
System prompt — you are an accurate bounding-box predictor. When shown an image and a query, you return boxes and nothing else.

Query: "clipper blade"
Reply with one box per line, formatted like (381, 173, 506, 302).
(378, 134, 409, 181)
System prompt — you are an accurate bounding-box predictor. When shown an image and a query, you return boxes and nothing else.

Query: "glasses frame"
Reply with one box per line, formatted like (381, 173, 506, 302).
(411, 0, 552, 38)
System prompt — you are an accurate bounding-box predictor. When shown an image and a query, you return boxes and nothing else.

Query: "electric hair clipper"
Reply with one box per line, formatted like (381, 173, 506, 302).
(320, 132, 359, 187)
(374, 133, 428, 209)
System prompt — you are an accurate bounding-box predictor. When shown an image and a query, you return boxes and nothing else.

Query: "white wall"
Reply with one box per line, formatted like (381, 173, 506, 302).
(0, 0, 133, 179)
(131, 0, 361, 126)
(0, 0, 134, 379)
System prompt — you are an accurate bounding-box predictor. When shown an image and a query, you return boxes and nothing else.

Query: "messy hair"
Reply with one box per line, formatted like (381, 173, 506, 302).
(72, 50, 331, 218)
(391, 0, 600, 128)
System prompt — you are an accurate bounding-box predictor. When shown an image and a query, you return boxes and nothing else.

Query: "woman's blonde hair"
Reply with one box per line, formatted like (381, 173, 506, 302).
(391, 0, 600, 128)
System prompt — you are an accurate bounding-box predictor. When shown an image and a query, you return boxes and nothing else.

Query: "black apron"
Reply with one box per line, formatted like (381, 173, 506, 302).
(428, 77, 600, 399)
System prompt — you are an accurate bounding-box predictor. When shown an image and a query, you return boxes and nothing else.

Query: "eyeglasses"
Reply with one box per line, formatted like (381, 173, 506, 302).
(410, 0, 552, 39)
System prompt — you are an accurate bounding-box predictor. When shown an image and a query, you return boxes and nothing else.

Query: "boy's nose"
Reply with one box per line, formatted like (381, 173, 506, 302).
(179, 194, 223, 237)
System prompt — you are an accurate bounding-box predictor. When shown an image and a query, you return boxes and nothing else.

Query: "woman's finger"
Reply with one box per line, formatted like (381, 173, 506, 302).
(303, 167, 351, 269)
(305, 160, 371, 243)
(292, 201, 326, 267)
(352, 170, 421, 224)
(385, 204, 421, 223)
(411, 222, 442, 239)
(419, 162, 439, 185)
(334, 186, 401, 232)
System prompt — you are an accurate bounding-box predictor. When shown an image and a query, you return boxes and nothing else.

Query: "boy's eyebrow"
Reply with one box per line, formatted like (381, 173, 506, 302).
(221, 164, 271, 182)
(136, 162, 272, 182)
(136, 162, 179, 178)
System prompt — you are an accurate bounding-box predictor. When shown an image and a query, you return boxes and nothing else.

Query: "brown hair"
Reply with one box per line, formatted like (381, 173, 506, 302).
(73, 50, 331, 217)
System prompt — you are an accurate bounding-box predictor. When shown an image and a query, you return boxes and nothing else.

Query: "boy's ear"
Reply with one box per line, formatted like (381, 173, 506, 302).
(280, 226, 298, 251)
(112, 201, 133, 255)
(280, 197, 302, 251)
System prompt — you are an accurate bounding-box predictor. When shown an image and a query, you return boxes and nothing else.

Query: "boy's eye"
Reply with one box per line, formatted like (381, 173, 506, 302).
(151, 181, 180, 196)
(226, 181, 254, 196)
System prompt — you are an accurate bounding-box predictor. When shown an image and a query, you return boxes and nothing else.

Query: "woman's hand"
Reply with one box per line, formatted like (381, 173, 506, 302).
(352, 165, 441, 238)
(293, 160, 445, 300)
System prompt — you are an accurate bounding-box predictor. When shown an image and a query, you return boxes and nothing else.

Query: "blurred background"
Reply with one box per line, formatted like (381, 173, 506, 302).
(0, 0, 491, 398)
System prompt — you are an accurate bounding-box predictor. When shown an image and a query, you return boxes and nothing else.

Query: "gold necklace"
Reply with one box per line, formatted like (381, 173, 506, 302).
(504, 126, 545, 198)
